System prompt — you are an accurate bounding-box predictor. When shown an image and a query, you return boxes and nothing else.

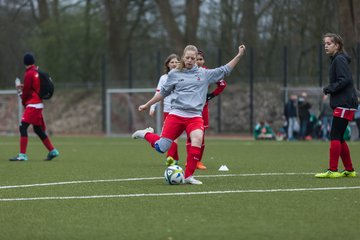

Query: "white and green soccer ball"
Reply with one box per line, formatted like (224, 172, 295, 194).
(164, 165, 184, 185)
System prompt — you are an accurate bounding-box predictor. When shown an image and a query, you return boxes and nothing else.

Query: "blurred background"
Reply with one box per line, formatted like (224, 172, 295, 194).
(0, 0, 359, 136)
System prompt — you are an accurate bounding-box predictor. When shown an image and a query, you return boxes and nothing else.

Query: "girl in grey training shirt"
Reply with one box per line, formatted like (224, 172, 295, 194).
(132, 44, 246, 184)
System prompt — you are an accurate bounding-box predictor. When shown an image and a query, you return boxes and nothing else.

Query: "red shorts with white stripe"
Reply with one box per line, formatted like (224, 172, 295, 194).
(333, 107, 357, 121)
(21, 107, 46, 130)
(161, 114, 204, 140)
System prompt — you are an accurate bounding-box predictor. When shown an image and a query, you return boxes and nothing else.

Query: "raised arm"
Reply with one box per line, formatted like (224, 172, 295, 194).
(226, 45, 246, 69)
(138, 92, 164, 112)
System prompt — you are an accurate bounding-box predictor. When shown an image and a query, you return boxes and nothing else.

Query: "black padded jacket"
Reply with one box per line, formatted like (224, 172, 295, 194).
(326, 52, 358, 109)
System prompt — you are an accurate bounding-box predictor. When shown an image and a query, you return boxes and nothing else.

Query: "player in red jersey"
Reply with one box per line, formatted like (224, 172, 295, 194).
(9, 53, 59, 161)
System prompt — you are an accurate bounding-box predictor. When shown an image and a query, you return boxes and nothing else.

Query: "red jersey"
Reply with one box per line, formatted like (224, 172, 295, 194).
(211, 79, 227, 96)
(22, 65, 42, 106)
(202, 79, 227, 129)
(198, 65, 227, 129)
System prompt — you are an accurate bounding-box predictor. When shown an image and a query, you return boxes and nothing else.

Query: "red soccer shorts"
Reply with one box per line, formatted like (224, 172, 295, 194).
(163, 112, 169, 122)
(333, 107, 356, 121)
(21, 107, 46, 130)
(161, 114, 204, 140)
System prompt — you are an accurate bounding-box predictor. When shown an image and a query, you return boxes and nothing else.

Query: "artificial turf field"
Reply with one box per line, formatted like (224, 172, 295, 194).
(0, 136, 360, 240)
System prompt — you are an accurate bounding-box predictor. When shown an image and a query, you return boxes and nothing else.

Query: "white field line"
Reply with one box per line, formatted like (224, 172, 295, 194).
(0, 172, 315, 190)
(1, 186, 360, 202)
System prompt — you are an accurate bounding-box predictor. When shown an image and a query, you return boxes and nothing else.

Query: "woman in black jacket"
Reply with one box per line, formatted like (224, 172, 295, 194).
(315, 33, 358, 178)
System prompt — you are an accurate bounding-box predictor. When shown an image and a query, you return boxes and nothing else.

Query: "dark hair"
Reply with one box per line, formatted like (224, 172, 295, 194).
(198, 49, 205, 58)
(164, 54, 180, 74)
(323, 33, 346, 53)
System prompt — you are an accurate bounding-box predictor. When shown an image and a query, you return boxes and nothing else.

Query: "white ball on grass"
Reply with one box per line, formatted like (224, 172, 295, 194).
(164, 165, 184, 185)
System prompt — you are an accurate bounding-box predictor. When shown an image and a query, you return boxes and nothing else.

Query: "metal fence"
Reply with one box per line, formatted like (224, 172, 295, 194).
(1, 44, 360, 135)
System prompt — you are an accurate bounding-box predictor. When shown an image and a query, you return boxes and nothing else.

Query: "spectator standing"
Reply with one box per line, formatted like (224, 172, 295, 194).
(284, 94, 298, 140)
(319, 94, 333, 140)
(297, 92, 311, 140)
(315, 33, 358, 178)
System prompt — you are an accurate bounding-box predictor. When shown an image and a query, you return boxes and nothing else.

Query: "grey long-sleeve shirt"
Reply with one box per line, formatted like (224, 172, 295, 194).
(160, 64, 232, 117)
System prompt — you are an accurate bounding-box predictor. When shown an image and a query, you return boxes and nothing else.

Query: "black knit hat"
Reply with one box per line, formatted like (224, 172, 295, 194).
(23, 53, 35, 66)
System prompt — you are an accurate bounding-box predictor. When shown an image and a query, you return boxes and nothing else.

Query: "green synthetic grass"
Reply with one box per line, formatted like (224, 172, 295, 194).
(1, 136, 360, 240)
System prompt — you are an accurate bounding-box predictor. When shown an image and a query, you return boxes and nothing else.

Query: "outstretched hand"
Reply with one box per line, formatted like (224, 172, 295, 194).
(238, 45, 246, 56)
(138, 104, 147, 112)
(226, 44, 247, 69)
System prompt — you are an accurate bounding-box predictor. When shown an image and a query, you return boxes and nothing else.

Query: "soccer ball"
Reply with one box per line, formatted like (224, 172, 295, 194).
(164, 165, 185, 185)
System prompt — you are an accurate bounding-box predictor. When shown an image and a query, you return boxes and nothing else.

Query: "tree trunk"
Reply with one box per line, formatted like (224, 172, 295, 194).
(37, 0, 49, 23)
(242, 0, 257, 48)
(154, 0, 184, 53)
(82, 0, 92, 83)
(337, 0, 359, 56)
(220, 0, 234, 58)
(155, 0, 201, 54)
(185, 0, 201, 45)
(103, 0, 130, 85)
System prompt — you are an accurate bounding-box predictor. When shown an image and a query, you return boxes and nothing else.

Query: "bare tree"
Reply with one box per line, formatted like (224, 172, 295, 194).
(104, 0, 148, 84)
(27, 0, 50, 24)
(0, 1, 42, 85)
(155, 0, 201, 53)
(185, 0, 201, 44)
(241, 0, 257, 47)
(337, 0, 360, 57)
(220, 0, 236, 58)
(37, 0, 50, 23)
(81, 0, 92, 82)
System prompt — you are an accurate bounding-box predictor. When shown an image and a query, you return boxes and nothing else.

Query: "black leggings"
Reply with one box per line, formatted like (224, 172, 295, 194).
(19, 122, 48, 140)
(330, 117, 348, 142)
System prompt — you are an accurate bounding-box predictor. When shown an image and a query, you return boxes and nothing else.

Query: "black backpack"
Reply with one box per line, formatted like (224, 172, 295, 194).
(36, 69, 54, 100)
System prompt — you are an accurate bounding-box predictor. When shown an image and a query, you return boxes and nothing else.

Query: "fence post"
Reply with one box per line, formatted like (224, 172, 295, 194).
(283, 46, 288, 106)
(128, 50, 133, 132)
(128, 50, 133, 89)
(318, 44, 323, 87)
(156, 50, 161, 80)
(101, 54, 107, 133)
(217, 48, 222, 133)
(357, 42, 360, 90)
(106, 89, 111, 136)
(249, 47, 254, 135)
